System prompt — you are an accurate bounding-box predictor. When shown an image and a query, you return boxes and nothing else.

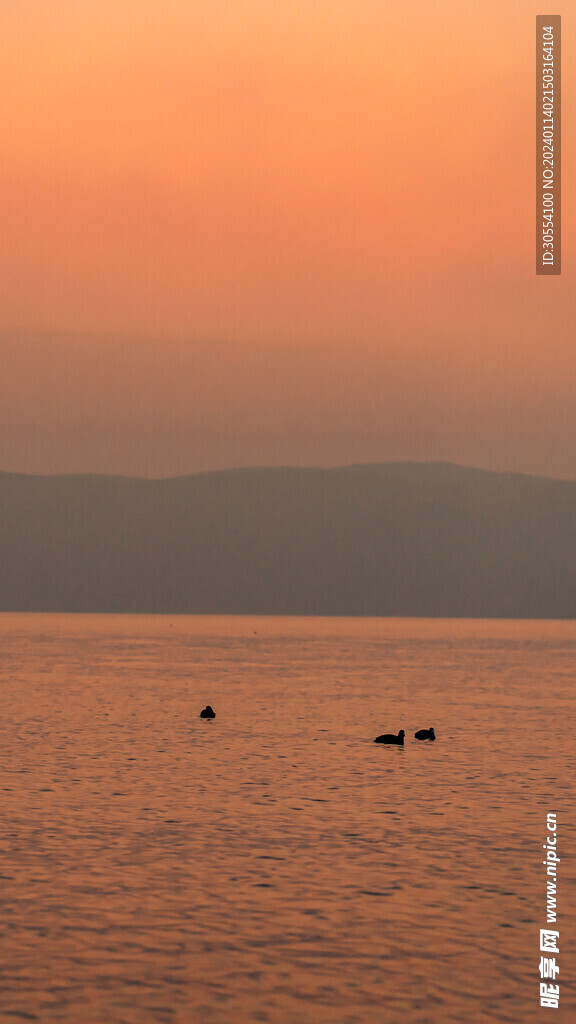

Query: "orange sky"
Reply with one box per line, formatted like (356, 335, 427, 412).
(1, 1, 575, 477)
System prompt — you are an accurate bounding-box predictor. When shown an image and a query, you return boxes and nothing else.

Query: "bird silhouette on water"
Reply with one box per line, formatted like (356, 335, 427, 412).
(200, 705, 216, 719)
(414, 727, 435, 741)
(374, 729, 405, 745)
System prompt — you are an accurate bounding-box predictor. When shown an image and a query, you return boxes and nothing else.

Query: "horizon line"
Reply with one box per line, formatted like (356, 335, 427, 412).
(2, 460, 576, 486)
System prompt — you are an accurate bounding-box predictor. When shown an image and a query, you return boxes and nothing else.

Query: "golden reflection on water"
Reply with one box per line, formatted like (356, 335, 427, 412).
(0, 614, 574, 1023)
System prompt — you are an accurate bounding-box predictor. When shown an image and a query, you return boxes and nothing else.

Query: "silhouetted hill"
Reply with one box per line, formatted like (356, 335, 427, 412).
(1, 463, 576, 616)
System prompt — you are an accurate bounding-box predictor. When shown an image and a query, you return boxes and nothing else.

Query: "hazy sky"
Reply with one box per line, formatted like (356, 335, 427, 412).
(1, 1, 575, 478)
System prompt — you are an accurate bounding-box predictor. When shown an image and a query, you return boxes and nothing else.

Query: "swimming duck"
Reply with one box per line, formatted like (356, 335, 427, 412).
(374, 729, 405, 745)
(414, 727, 435, 741)
(200, 705, 216, 719)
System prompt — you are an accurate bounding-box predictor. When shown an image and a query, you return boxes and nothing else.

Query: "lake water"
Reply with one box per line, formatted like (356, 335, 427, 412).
(0, 614, 574, 1023)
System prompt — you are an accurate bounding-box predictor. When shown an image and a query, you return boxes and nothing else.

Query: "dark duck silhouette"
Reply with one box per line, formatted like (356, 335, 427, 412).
(200, 705, 216, 719)
(414, 727, 436, 741)
(374, 729, 405, 745)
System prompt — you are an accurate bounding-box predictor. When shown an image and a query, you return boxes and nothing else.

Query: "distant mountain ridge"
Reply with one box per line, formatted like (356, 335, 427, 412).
(1, 462, 575, 617)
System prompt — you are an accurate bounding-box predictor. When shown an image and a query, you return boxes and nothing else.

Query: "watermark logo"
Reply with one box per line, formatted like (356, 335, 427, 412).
(539, 813, 560, 1008)
(536, 17, 561, 275)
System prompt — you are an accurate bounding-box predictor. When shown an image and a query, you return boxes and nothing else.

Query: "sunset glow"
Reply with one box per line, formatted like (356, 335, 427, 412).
(1, 1, 574, 477)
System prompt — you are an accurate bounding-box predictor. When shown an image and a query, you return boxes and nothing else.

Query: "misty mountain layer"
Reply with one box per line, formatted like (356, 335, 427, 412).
(1, 463, 575, 617)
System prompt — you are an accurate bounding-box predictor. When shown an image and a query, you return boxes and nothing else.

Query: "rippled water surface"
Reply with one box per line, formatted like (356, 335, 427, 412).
(1, 614, 574, 1023)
